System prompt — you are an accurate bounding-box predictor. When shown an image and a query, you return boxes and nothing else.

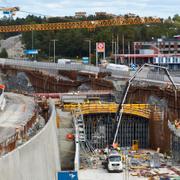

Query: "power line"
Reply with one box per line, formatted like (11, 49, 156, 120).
(19, 10, 48, 17)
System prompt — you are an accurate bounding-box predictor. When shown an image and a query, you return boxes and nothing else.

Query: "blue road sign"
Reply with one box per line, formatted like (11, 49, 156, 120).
(3, 11, 11, 15)
(82, 57, 89, 64)
(58, 171, 78, 180)
(24, 49, 38, 55)
(130, 63, 137, 71)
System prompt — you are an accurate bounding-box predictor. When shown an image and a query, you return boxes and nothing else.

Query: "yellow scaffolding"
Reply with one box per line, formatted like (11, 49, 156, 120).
(63, 103, 156, 119)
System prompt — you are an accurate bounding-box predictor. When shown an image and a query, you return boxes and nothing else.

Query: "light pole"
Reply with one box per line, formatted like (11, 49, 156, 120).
(49, 42, 51, 61)
(112, 41, 117, 64)
(85, 39, 91, 64)
(51, 39, 58, 63)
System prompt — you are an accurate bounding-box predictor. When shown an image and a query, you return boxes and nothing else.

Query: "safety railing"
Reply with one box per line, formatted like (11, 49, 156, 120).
(0, 58, 129, 77)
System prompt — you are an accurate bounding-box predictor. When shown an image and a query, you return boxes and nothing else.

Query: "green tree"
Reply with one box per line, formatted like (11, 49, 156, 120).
(0, 48, 8, 58)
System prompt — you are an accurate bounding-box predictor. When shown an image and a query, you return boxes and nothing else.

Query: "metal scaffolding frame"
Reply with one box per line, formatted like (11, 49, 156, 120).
(171, 134, 180, 164)
(84, 113, 149, 149)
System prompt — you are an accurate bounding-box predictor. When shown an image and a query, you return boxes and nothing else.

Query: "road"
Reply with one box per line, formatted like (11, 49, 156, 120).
(0, 93, 35, 143)
(79, 168, 147, 180)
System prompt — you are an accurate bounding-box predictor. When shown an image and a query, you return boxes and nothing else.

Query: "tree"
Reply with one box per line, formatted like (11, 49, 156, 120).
(0, 48, 8, 58)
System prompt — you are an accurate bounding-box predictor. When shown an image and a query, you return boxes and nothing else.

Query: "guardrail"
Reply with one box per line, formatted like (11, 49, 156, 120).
(0, 58, 95, 71)
(0, 58, 129, 77)
(3, 58, 179, 85)
(73, 116, 80, 171)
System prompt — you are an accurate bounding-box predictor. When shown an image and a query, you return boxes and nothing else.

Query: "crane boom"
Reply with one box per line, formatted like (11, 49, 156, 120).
(0, 7, 20, 12)
(0, 16, 161, 33)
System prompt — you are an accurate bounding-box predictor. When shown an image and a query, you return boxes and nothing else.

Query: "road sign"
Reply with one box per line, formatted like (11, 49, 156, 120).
(96, 42, 105, 52)
(3, 11, 11, 15)
(24, 49, 38, 55)
(58, 171, 78, 180)
(130, 63, 137, 71)
(82, 57, 89, 64)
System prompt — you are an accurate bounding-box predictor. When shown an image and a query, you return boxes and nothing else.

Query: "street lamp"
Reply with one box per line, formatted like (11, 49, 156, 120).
(84, 39, 91, 65)
(49, 41, 51, 61)
(112, 41, 117, 64)
(51, 39, 58, 63)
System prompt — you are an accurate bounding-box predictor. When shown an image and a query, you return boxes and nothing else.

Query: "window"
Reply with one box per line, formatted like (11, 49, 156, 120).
(109, 156, 121, 162)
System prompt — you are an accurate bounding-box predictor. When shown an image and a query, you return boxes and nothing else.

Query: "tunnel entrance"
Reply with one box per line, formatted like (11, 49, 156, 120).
(84, 113, 149, 149)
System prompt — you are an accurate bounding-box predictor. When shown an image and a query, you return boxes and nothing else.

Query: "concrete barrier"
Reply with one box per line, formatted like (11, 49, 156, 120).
(74, 116, 80, 171)
(0, 100, 60, 180)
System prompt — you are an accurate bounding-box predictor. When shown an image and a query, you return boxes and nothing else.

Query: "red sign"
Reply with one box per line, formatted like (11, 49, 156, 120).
(0, 84, 5, 89)
(96, 42, 105, 52)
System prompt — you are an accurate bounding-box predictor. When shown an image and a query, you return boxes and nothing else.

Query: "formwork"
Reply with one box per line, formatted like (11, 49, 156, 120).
(83, 113, 149, 149)
(171, 134, 180, 164)
(127, 85, 180, 152)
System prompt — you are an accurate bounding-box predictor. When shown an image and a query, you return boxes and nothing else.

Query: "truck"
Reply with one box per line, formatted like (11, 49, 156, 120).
(103, 150, 123, 173)
(57, 59, 72, 64)
(106, 63, 129, 72)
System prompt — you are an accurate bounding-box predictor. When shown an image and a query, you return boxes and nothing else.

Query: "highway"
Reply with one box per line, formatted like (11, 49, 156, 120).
(1, 58, 180, 86)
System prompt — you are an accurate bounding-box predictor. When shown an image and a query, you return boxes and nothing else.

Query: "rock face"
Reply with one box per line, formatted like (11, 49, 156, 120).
(2, 72, 34, 93)
(0, 34, 24, 58)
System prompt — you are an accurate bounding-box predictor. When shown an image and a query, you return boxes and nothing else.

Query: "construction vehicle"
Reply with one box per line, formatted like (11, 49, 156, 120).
(103, 150, 123, 173)
(0, 84, 6, 111)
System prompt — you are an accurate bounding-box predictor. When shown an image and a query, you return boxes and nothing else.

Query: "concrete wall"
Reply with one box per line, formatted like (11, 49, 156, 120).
(0, 101, 60, 180)
(57, 110, 75, 170)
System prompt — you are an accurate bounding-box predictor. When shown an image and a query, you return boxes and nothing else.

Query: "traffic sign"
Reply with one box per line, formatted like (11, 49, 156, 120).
(96, 42, 105, 52)
(58, 171, 78, 180)
(130, 63, 137, 71)
(24, 49, 38, 55)
(82, 57, 89, 64)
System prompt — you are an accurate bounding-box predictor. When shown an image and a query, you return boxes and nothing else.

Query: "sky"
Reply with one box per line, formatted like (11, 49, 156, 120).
(0, 0, 180, 18)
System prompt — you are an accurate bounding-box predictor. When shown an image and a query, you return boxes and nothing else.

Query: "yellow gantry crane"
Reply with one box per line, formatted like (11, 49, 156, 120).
(0, 16, 161, 33)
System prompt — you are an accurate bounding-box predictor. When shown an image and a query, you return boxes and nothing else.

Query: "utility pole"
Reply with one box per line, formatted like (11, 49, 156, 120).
(128, 41, 130, 65)
(133, 43, 136, 64)
(122, 34, 125, 54)
(89, 40, 91, 64)
(85, 39, 91, 64)
(51, 39, 58, 63)
(112, 34, 114, 56)
(115, 41, 117, 64)
(32, 31, 34, 49)
(117, 34, 119, 54)
(49, 42, 51, 61)
(32, 30, 34, 59)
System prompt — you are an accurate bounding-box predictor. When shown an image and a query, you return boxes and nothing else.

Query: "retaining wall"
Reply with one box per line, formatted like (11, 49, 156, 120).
(0, 101, 60, 180)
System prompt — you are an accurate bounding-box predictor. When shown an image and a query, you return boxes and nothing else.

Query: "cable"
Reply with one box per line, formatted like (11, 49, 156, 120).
(19, 10, 48, 17)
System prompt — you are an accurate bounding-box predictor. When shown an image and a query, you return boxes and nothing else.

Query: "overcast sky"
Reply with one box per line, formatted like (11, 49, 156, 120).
(0, 0, 180, 18)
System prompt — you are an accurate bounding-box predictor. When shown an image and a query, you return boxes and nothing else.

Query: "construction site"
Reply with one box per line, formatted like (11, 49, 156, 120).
(0, 5, 179, 180)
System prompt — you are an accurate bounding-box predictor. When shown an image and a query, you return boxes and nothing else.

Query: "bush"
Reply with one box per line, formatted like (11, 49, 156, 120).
(0, 48, 8, 58)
